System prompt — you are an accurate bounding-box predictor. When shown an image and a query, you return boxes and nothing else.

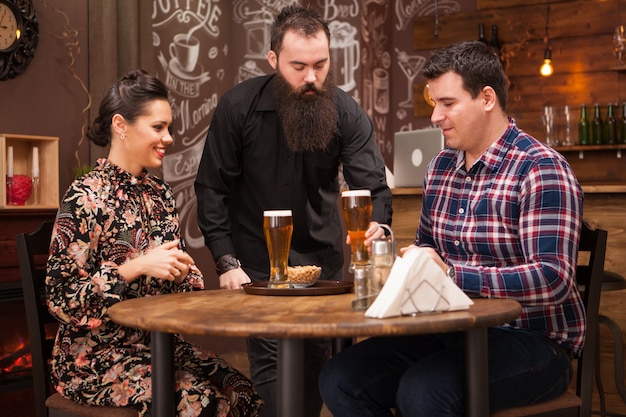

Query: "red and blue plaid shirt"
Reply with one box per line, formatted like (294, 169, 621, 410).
(417, 118, 585, 356)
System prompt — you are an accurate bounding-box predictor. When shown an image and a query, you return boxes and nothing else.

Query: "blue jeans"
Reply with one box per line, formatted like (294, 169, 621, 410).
(319, 327, 573, 417)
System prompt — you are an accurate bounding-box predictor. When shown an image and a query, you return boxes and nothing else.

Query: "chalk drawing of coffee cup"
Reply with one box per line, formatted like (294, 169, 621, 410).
(169, 33, 200, 73)
(373, 68, 389, 114)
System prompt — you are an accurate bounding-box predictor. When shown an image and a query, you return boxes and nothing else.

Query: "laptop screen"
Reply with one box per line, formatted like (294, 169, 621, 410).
(392, 127, 444, 188)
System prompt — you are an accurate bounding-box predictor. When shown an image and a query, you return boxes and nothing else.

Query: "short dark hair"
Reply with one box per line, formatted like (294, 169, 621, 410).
(421, 41, 508, 111)
(86, 69, 169, 147)
(270, 5, 330, 55)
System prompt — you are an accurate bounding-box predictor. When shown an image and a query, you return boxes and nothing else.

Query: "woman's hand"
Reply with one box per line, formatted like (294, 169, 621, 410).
(118, 240, 195, 283)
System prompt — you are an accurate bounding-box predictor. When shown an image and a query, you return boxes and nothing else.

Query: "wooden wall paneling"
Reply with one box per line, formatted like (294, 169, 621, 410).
(508, 72, 620, 112)
(505, 35, 618, 78)
(478, 0, 552, 8)
(414, 1, 618, 52)
(562, 150, 624, 183)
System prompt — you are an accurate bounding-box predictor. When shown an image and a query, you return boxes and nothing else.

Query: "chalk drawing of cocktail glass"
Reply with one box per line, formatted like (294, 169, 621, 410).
(396, 49, 426, 109)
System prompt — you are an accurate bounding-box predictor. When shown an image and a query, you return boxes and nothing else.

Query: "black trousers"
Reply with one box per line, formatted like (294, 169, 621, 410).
(247, 337, 331, 417)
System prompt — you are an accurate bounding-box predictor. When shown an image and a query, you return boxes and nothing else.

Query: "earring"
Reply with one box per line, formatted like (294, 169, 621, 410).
(120, 133, 126, 140)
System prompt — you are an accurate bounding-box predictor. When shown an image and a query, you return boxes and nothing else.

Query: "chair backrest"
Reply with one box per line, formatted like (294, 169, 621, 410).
(574, 220, 607, 417)
(16, 220, 56, 417)
(491, 220, 607, 417)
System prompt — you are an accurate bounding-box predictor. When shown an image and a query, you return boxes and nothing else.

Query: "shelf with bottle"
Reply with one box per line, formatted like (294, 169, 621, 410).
(570, 102, 626, 158)
(553, 144, 626, 160)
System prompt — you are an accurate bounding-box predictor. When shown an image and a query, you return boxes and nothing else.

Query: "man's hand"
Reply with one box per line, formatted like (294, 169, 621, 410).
(401, 245, 448, 273)
(345, 221, 388, 250)
(219, 267, 251, 289)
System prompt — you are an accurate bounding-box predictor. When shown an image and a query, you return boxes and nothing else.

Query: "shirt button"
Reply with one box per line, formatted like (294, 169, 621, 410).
(465, 176, 472, 182)
(459, 208, 465, 214)
(454, 240, 460, 246)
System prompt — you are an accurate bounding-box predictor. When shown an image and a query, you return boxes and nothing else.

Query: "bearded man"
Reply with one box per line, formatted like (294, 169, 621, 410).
(195, 6, 392, 417)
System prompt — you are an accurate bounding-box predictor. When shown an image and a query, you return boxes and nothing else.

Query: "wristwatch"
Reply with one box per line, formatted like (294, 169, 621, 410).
(215, 254, 241, 276)
(446, 265, 455, 280)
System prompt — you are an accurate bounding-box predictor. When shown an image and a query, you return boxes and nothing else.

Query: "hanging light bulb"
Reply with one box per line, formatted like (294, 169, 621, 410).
(540, 48, 553, 77)
(540, 0, 553, 77)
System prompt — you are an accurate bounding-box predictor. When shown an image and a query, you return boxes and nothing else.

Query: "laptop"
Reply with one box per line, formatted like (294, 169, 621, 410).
(392, 127, 444, 188)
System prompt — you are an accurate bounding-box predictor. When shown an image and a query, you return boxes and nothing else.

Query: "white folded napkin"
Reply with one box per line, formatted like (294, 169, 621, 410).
(365, 248, 474, 318)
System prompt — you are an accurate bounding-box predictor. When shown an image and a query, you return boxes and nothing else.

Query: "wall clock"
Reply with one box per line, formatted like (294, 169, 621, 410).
(0, 0, 38, 81)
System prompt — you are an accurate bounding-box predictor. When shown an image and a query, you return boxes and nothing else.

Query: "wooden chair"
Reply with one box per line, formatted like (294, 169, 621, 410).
(17, 221, 138, 417)
(491, 221, 607, 417)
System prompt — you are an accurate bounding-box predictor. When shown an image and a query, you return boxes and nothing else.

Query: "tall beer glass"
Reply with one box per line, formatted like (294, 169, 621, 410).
(263, 210, 293, 288)
(341, 190, 373, 270)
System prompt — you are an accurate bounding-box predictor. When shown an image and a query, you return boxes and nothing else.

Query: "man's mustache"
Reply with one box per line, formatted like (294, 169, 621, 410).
(299, 83, 318, 94)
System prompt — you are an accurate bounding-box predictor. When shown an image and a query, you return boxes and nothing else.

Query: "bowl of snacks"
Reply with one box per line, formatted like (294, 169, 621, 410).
(288, 265, 322, 288)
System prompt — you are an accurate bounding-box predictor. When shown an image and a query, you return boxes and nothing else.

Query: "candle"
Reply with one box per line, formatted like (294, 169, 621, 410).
(32, 147, 39, 177)
(7, 146, 13, 177)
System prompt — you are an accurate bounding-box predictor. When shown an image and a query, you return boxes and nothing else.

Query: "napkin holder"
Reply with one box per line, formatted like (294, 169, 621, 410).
(365, 248, 473, 319)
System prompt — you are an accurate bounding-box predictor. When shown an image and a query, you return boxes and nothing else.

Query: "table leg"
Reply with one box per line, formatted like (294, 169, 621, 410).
(277, 338, 304, 417)
(465, 328, 489, 417)
(152, 331, 175, 417)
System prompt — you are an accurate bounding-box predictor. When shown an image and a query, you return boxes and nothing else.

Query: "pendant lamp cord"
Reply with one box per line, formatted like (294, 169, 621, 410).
(545, 0, 551, 47)
(434, 0, 439, 39)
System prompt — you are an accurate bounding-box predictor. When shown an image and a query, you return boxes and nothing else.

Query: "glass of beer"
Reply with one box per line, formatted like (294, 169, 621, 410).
(263, 210, 293, 288)
(341, 190, 373, 271)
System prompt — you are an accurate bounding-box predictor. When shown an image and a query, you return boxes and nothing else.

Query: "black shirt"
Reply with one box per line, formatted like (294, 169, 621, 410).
(195, 74, 392, 281)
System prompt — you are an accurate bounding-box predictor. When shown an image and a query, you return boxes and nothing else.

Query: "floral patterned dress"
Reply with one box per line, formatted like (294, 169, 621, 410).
(46, 159, 262, 417)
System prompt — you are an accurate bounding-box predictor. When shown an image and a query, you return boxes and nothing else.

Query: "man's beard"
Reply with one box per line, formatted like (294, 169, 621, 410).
(274, 70, 338, 152)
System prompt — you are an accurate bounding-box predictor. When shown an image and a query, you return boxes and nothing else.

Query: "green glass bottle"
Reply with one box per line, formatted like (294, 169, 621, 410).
(605, 103, 617, 144)
(578, 104, 590, 145)
(591, 104, 603, 145)
(620, 103, 626, 144)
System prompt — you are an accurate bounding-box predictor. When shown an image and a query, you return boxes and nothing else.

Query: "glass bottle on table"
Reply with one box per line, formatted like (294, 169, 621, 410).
(591, 104, 603, 145)
(578, 104, 590, 145)
(604, 103, 617, 144)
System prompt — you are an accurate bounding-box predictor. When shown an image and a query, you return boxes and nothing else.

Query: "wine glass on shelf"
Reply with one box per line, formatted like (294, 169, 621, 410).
(560, 105, 574, 146)
(541, 106, 558, 147)
(613, 25, 626, 66)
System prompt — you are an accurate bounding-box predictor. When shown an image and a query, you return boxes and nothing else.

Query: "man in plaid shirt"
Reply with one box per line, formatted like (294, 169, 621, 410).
(319, 41, 584, 417)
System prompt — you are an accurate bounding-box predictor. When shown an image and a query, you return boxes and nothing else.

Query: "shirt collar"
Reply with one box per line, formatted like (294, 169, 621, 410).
(465, 117, 518, 174)
(256, 74, 277, 111)
(96, 158, 149, 186)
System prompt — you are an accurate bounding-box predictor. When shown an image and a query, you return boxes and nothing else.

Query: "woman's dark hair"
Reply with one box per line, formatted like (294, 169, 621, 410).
(421, 41, 508, 111)
(86, 69, 169, 147)
(270, 5, 330, 55)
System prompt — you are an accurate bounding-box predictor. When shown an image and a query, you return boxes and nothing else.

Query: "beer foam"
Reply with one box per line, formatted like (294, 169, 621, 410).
(264, 210, 292, 217)
(342, 189, 371, 197)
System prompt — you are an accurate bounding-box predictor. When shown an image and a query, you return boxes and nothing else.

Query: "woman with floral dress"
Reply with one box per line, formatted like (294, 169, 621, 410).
(45, 69, 263, 417)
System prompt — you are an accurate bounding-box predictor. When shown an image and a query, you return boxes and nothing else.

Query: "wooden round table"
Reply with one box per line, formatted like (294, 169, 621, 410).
(108, 288, 521, 417)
